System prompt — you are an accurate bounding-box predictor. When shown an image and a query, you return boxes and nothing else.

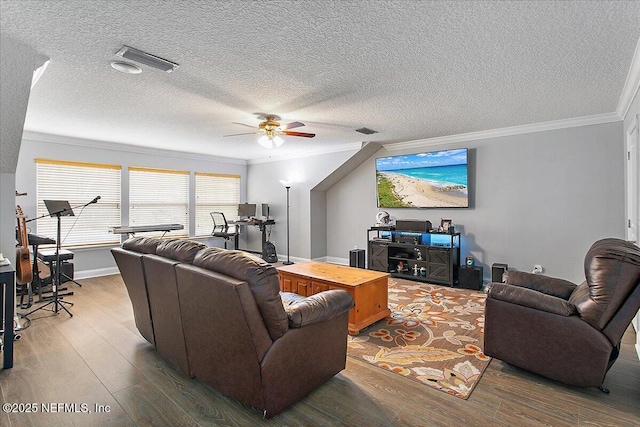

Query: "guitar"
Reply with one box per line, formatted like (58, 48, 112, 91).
(15, 205, 33, 285)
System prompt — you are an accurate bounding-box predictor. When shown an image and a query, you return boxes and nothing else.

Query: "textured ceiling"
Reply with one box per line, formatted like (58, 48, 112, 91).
(1, 1, 639, 161)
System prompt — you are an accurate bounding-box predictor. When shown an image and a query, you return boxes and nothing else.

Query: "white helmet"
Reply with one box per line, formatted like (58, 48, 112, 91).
(376, 211, 390, 225)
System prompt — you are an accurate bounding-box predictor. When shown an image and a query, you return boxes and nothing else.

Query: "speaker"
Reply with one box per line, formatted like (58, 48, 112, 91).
(262, 241, 278, 263)
(396, 220, 432, 232)
(458, 266, 483, 290)
(349, 249, 365, 269)
(491, 263, 508, 282)
(58, 262, 74, 284)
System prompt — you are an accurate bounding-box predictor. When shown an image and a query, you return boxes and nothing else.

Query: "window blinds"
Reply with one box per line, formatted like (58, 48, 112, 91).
(129, 167, 189, 237)
(36, 159, 121, 247)
(195, 172, 240, 236)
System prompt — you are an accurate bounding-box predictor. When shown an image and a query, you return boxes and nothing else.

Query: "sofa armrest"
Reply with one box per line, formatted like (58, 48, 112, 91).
(284, 290, 354, 328)
(487, 283, 577, 316)
(502, 270, 577, 299)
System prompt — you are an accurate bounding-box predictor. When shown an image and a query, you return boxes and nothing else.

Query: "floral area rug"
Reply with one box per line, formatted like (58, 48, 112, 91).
(347, 278, 490, 399)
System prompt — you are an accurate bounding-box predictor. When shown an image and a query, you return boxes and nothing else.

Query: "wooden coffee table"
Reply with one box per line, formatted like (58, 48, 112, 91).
(278, 262, 390, 335)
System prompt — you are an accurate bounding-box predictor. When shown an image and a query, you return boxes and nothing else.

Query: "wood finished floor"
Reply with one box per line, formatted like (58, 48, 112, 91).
(1, 274, 639, 427)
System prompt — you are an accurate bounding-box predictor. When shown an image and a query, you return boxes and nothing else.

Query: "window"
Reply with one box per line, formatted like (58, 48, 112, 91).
(36, 159, 121, 247)
(129, 167, 189, 236)
(195, 172, 240, 236)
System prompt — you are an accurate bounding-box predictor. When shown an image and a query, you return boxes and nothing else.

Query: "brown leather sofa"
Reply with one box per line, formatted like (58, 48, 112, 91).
(112, 237, 354, 417)
(484, 238, 640, 390)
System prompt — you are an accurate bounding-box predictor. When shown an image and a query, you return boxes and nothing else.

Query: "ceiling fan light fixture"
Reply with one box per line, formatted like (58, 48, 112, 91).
(228, 114, 311, 147)
(258, 135, 274, 148)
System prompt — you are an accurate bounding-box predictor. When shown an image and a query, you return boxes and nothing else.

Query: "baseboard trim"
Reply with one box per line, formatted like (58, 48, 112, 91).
(75, 267, 119, 280)
(277, 255, 310, 265)
(325, 256, 349, 266)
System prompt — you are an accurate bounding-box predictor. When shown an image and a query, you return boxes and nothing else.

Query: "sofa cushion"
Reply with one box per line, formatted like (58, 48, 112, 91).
(156, 239, 207, 263)
(193, 248, 289, 340)
(488, 283, 577, 317)
(122, 236, 163, 254)
(503, 270, 577, 300)
(284, 290, 354, 328)
(281, 292, 307, 308)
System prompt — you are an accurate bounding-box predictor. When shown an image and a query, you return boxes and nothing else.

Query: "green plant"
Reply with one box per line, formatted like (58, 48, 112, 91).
(376, 173, 410, 208)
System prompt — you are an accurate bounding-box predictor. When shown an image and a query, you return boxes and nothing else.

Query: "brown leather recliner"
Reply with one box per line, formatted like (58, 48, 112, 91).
(112, 238, 354, 417)
(484, 238, 640, 390)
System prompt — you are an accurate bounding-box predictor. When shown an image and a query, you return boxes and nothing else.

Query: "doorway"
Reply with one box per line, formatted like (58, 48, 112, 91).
(626, 114, 639, 243)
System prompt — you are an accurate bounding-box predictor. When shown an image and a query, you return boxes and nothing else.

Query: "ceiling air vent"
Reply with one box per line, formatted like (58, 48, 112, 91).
(115, 46, 179, 73)
(356, 127, 378, 135)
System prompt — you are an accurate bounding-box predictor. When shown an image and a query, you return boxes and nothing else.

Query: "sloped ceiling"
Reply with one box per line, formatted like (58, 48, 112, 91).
(1, 1, 639, 160)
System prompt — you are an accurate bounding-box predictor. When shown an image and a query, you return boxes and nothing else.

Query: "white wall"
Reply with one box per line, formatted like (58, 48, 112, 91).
(16, 133, 247, 277)
(327, 122, 625, 283)
(246, 149, 358, 261)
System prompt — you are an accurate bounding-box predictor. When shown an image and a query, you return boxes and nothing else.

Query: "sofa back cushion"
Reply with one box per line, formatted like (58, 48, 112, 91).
(193, 248, 289, 340)
(111, 247, 155, 346)
(156, 239, 207, 263)
(176, 263, 271, 409)
(122, 236, 163, 254)
(569, 238, 640, 330)
(142, 254, 192, 376)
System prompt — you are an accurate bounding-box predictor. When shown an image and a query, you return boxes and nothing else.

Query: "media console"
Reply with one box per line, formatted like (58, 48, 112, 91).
(367, 226, 460, 286)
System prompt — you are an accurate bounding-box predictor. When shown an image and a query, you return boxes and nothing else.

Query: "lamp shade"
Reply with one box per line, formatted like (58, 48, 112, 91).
(258, 134, 285, 149)
(258, 135, 273, 148)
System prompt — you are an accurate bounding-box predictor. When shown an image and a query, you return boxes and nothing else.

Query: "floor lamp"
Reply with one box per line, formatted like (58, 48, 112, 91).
(280, 180, 294, 265)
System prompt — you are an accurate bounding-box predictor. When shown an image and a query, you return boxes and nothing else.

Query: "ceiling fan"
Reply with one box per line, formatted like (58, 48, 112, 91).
(224, 114, 316, 148)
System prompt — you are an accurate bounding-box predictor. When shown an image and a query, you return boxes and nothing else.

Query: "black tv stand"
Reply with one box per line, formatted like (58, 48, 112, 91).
(367, 227, 460, 287)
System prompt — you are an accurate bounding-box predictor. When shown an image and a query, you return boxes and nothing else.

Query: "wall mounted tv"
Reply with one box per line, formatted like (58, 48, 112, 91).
(376, 148, 468, 208)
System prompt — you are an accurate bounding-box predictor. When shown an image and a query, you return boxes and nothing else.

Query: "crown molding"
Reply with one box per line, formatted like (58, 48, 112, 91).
(617, 36, 640, 119)
(247, 142, 363, 165)
(384, 112, 621, 151)
(21, 131, 247, 165)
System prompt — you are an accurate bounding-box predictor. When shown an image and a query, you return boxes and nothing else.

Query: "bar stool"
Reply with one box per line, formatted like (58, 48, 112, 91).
(37, 249, 81, 290)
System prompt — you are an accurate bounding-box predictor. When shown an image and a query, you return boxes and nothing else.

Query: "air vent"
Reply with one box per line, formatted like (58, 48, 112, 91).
(356, 127, 378, 135)
(115, 46, 179, 73)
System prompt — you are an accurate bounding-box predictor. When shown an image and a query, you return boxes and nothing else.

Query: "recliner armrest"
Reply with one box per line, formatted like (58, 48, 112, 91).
(283, 290, 354, 328)
(487, 283, 577, 316)
(502, 270, 577, 299)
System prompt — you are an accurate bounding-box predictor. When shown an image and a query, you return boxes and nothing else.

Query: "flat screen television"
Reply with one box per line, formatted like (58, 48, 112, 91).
(375, 148, 468, 208)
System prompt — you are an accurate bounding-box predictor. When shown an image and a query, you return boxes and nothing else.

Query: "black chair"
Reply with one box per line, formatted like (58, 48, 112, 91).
(210, 212, 238, 249)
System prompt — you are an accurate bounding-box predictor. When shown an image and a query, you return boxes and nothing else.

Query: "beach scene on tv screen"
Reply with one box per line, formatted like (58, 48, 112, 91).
(376, 149, 468, 208)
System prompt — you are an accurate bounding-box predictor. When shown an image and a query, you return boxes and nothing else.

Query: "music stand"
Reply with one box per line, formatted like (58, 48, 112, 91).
(25, 200, 75, 317)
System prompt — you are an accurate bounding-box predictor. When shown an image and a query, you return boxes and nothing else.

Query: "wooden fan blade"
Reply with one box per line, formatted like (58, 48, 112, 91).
(281, 121, 305, 130)
(232, 122, 257, 129)
(223, 132, 258, 137)
(282, 131, 315, 138)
